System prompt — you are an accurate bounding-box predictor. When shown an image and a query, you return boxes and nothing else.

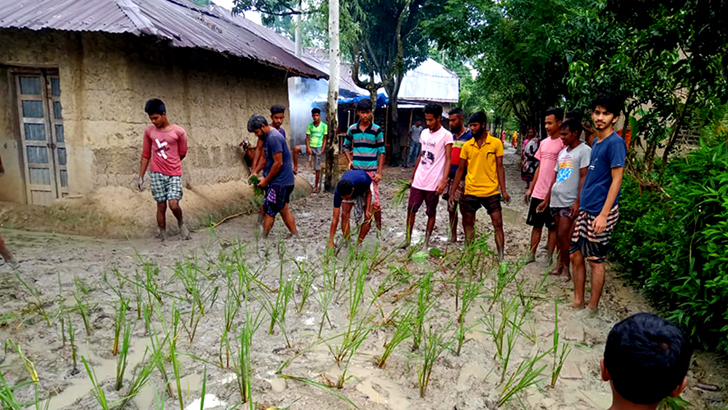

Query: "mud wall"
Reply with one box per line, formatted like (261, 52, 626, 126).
(0, 29, 291, 204)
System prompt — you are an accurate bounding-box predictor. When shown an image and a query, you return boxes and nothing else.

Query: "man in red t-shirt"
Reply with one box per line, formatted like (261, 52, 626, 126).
(137, 99, 190, 242)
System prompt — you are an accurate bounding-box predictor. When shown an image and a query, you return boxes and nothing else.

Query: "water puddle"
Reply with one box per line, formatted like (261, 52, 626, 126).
(500, 207, 524, 225)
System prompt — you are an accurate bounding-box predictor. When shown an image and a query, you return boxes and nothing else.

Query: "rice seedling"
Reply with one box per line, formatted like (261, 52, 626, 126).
(116, 349, 158, 410)
(233, 303, 264, 408)
(219, 287, 240, 368)
(14, 272, 50, 326)
(144, 306, 173, 397)
(74, 276, 92, 295)
(550, 299, 571, 388)
(264, 270, 294, 348)
(0, 371, 26, 409)
(113, 296, 129, 355)
(330, 260, 371, 363)
(2, 341, 50, 410)
(200, 366, 207, 410)
(58, 273, 66, 346)
(417, 323, 454, 398)
(335, 324, 371, 389)
(497, 349, 551, 407)
(315, 258, 338, 337)
(412, 271, 435, 351)
(167, 305, 184, 410)
(68, 315, 78, 372)
(82, 356, 110, 410)
(377, 309, 413, 368)
(294, 260, 314, 313)
(73, 293, 92, 337)
(391, 179, 412, 207)
(278, 374, 359, 409)
(489, 262, 517, 312)
(115, 314, 133, 391)
(454, 273, 486, 356)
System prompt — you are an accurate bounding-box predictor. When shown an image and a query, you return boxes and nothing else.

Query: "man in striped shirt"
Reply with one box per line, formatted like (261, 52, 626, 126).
(343, 98, 385, 231)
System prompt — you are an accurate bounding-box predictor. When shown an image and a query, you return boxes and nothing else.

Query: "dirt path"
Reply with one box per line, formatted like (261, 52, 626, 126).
(0, 148, 725, 410)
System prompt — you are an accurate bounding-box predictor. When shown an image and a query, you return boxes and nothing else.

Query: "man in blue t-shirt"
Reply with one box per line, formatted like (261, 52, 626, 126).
(570, 94, 627, 317)
(248, 114, 298, 239)
(327, 170, 373, 248)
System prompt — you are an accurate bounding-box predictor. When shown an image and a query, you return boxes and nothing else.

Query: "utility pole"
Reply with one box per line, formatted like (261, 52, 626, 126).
(324, 0, 340, 191)
(294, 0, 302, 58)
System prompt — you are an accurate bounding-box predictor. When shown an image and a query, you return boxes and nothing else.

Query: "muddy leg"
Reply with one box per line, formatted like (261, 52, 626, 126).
(313, 170, 321, 193)
(373, 207, 382, 231)
(571, 250, 586, 309)
(461, 210, 476, 246)
(448, 208, 458, 242)
(168, 199, 190, 240)
(262, 214, 276, 238)
(357, 217, 372, 245)
(400, 211, 416, 249)
(258, 204, 265, 227)
(424, 215, 436, 248)
(587, 260, 605, 309)
(546, 228, 557, 264)
(555, 216, 572, 278)
(490, 211, 505, 261)
(293, 146, 301, 174)
(279, 204, 298, 236)
(156, 202, 167, 241)
(528, 226, 542, 262)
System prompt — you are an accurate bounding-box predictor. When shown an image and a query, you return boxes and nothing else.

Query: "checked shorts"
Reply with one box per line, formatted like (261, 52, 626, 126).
(150, 171, 183, 203)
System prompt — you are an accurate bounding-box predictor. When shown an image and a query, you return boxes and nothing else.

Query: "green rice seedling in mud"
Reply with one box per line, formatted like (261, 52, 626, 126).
(550, 300, 571, 388)
(335, 324, 371, 389)
(4, 341, 50, 410)
(412, 271, 435, 351)
(116, 349, 158, 410)
(391, 179, 412, 207)
(489, 263, 518, 312)
(316, 253, 340, 337)
(82, 356, 111, 410)
(113, 296, 129, 355)
(417, 323, 454, 398)
(265, 266, 295, 348)
(279, 374, 359, 409)
(14, 272, 50, 326)
(233, 303, 264, 408)
(58, 273, 66, 346)
(174, 257, 220, 343)
(377, 309, 414, 368)
(497, 348, 551, 407)
(0, 371, 26, 409)
(73, 293, 92, 337)
(219, 287, 240, 368)
(294, 260, 315, 313)
(67, 315, 78, 372)
(330, 259, 371, 363)
(115, 314, 133, 391)
(454, 272, 487, 356)
(144, 306, 173, 397)
(74, 276, 92, 295)
(167, 305, 185, 410)
(376, 264, 412, 298)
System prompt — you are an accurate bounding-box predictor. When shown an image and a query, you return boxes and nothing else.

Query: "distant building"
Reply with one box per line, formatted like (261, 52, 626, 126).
(0, 0, 325, 205)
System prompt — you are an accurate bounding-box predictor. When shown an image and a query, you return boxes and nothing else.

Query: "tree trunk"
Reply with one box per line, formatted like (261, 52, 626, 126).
(659, 85, 695, 176)
(324, 0, 340, 192)
(385, 74, 403, 165)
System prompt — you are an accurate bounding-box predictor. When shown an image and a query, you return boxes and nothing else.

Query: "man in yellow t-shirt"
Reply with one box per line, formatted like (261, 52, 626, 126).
(449, 112, 510, 260)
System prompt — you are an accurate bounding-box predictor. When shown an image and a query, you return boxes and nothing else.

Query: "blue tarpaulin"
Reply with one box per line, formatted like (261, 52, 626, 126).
(338, 93, 389, 109)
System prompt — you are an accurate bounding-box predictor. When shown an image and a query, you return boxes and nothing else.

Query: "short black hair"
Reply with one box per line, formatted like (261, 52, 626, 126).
(468, 111, 487, 125)
(270, 105, 286, 115)
(544, 107, 564, 121)
(336, 178, 354, 197)
(560, 118, 584, 134)
(591, 94, 624, 117)
(312, 108, 321, 115)
(145, 99, 166, 115)
(605, 313, 692, 405)
(424, 103, 443, 118)
(448, 107, 464, 118)
(356, 98, 373, 112)
(565, 110, 584, 122)
(247, 114, 268, 132)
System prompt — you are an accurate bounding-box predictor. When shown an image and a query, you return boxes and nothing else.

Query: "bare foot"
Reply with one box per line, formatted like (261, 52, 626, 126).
(525, 253, 536, 265)
(549, 265, 561, 276)
(179, 224, 191, 240)
(572, 301, 585, 311)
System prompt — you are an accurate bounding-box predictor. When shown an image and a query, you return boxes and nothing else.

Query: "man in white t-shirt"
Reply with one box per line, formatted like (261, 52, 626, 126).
(404, 119, 424, 168)
(401, 104, 452, 248)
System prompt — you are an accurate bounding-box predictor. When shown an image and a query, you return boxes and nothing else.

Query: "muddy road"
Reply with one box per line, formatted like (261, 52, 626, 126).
(0, 148, 725, 410)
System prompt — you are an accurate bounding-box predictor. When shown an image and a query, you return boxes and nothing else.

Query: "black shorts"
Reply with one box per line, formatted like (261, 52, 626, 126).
(263, 184, 294, 217)
(408, 187, 439, 218)
(527, 197, 556, 230)
(459, 194, 502, 215)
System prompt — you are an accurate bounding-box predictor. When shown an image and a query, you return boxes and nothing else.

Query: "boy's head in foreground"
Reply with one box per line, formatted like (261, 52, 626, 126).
(603, 313, 692, 409)
(145, 98, 168, 128)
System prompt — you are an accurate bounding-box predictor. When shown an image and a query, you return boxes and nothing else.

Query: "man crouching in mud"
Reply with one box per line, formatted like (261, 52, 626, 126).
(0, 153, 18, 267)
(327, 170, 373, 248)
(247, 114, 298, 239)
(137, 99, 191, 242)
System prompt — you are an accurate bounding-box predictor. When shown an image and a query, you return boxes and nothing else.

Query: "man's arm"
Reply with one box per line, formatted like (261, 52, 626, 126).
(364, 189, 373, 221)
(306, 133, 312, 155)
(343, 131, 354, 169)
(450, 158, 465, 200)
(496, 156, 510, 204)
(259, 152, 283, 187)
(526, 164, 540, 202)
(437, 144, 452, 195)
(252, 139, 265, 174)
(593, 167, 624, 233)
(570, 167, 589, 218)
(327, 206, 341, 248)
(374, 153, 384, 182)
(410, 152, 422, 183)
(0, 154, 4, 175)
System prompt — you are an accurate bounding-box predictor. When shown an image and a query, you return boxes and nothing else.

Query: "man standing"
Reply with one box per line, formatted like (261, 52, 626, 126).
(571, 94, 626, 316)
(0, 153, 17, 267)
(536, 119, 591, 278)
(343, 99, 385, 231)
(247, 114, 298, 239)
(404, 119, 424, 168)
(252, 105, 298, 175)
(525, 108, 564, 264)
(450, 112, 510, 261)
(443, 108, 473, 243)
(521, 127, 539, 190)
(138, 99, 191, 242)
(306, 108, 328, 194)
(327, 170, 373, 248)
(401, 104, 452, 248)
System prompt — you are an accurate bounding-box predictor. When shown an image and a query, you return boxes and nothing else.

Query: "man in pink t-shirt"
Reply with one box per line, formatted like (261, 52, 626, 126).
(524, 108, 564, 264)
(137, 99, 190, 242)
(402, 104, 452, 248)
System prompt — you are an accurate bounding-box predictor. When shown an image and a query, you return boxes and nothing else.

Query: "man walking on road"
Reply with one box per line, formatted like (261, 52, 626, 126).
(536, 119, 591, 279)
(343, 99, 385, 231)
(248, 114, 298, 239)
(306, 108, 327, 194)
(137, 98, 191, 242)
(570, 94, 626, 317)
(450, 112, 510, 261)
(525, 108, 564, 264)
(443, 108, 473, 243)
(401, 104, 452, 249)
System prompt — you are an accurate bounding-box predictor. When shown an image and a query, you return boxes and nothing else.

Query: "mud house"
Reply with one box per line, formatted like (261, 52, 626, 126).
(0, 0, 326, 209)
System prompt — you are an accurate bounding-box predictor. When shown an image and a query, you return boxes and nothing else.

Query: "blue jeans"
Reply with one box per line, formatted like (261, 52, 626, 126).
(408, 140, 421, 165)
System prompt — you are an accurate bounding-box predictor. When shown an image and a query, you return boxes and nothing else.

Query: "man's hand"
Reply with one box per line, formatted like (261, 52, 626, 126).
(365, 208, 373, 221)
(593, 214, 607, 234)
(524, 189, 532, 205)
(502, 190, 511, 205)
(436, 180, 447, 196)
(373, 172, 382, 183)
(257, 179, 268, 188)
(137, 176, 144, 192)
(536, 200, 547, 213)
(570, 202, 580, 219)
(348, 161, 354, 170)
(307, 147, 313, 156)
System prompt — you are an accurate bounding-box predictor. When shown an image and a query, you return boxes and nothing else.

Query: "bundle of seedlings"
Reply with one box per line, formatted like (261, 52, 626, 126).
(391, 179, 412, 207)
(248, 174, 265, 197)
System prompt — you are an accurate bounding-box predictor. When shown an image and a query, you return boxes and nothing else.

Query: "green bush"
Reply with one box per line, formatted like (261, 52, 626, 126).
(611, 141, 728, 352)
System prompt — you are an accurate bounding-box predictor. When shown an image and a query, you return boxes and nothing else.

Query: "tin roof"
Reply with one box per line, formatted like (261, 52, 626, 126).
(0, 0, 328, 79)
